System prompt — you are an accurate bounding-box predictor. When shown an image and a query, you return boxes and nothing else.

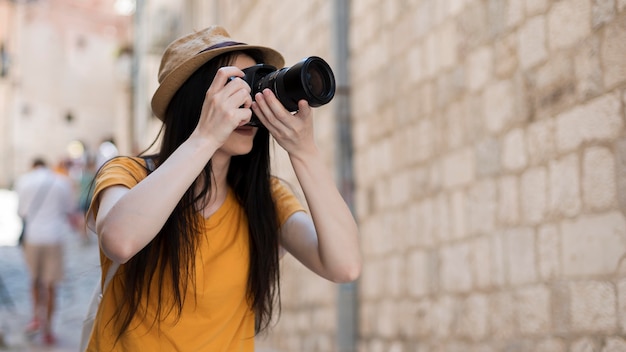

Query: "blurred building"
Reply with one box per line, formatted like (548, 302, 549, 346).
(0, 0, 132, 187)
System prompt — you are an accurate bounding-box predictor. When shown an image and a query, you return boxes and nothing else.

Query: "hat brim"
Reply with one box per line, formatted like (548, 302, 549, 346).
(151, 44, 285, 120)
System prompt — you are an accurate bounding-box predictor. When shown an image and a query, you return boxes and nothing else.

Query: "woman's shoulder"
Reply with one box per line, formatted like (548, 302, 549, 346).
(269, 176, 302, 198)
(97, 156, 150, 184)
(269, 176, 307, 224)
(100, 156, 145, 169)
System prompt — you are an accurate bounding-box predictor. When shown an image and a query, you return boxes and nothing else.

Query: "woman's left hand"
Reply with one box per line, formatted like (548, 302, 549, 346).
(251, 89, 316, 158)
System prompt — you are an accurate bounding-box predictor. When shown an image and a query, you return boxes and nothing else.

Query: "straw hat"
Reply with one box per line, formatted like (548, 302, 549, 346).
(150, 25, 285, 120)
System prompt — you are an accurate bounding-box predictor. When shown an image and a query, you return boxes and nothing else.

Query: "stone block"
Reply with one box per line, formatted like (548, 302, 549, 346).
(617, 138, 626, 216)
(440, 242, 473, 292)
(471, 236, 492, 289)
(535, 338, 566, 352)
(445, 100, 468, 150)
(571, 337, 599, 352)
(390, 170, 413, 207)
(410, 167, 432, 201)
(555, 90, 622, 152)
(360, 258, 384, 300)
(437, 22, 459, 71)
(442, 148, 475, 189)
(434, 194, 453, 243)
(408, 44, 425, 83)
(476, 138, 501, 177)
(432, 296, 457, 338)
(574, 36, 603, 99)
(415, 119, 436, 163)
(549, 153, 581, 217)
(518, 15, 547, 69)
(602, 14, 626, 88)
(455, 294, 488, 340)
(359, 302, 376, 337)
(618, 279, 626, 333)
(424, 33, 439, 78)
(538, 224, 561, 280)
(548, 0, 592, 50)
(383, 255, 405, 298)
(525, 0, 550, 15)
(582, 146, 617, 210)
(505, 227, 537, 285)
(467, 179, 497, 235)
(603, 337, 626, 352)
(561, 212, 626, 277)
(515, 285, 551, 334)
(487, 0, 509, 37)
(407, 250, 429, 298)
(526, 118, 556, 165)
(503, 128, 528, 172)
(410, 299, 434, 338)
(450, 190, 468, 239)
(498, 175, 520, 226)
(484, 80, 515, 134)
(494, 33, 519, 78)
(528, 53, 577, 120)
(414, 199, 436, 248)
(436, 67, 465, 109)
(448, 0, 469, 16)
(520, 167, 548, 225)
(489, 291, 516, 339)
(592, 0, 616, 28)
(491, 232, 508, 287)
(467, 46, 493, 92)
(551, 282, 571, 334)
(570, 281, 617, 333)
(376, 300, 400, 338)
(457, 2, 489, 53)
(507, 0, 525, 28)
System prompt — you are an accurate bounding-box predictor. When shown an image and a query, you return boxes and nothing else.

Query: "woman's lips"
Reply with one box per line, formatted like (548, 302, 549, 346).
(234, 126, 256, 136)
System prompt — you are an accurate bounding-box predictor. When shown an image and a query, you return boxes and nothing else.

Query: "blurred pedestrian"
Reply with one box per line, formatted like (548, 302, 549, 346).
(75, 156, 97, 245)
(95, 138, 118, 169)
(83, 25, 361, 351)
(15, 157, 77, 346)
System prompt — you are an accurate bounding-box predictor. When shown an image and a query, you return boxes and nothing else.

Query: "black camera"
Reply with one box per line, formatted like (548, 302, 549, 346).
(233, 56, 336, 126)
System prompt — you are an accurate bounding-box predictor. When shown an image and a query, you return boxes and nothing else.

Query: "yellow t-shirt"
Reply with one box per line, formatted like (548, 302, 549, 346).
(86, 157, 304, 352)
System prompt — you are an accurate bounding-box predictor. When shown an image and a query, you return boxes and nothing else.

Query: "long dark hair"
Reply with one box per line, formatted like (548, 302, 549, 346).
(111, 50, 281, 341)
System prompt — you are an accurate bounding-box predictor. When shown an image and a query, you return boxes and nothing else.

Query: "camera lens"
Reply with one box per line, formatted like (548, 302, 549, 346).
(306, 63, 326, 97)
(254, 56, 336, 111)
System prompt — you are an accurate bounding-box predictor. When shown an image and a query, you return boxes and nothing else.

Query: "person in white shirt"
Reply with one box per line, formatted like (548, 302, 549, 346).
(15, 157, 77, 346)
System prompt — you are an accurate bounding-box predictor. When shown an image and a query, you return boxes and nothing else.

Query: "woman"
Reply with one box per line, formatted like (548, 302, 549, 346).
(85, 25, 361, 351)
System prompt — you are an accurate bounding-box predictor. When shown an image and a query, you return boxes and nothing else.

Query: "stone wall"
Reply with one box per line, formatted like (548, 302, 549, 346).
(209, 0, 626, 351)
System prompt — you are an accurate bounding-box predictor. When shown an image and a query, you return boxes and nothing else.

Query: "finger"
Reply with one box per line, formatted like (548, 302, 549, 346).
(224, 77, 251, 99)
(253, 91, 286, 129)
(235, 108, 252, 126)
(261, 89, 292, 117)
(295, 100, 311, 117)
(228, 87, 252, 109)
(209, 66, 245, 93)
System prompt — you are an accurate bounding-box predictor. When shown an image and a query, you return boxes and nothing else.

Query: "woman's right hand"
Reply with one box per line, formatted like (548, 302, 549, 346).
(192, 66, 253, 147)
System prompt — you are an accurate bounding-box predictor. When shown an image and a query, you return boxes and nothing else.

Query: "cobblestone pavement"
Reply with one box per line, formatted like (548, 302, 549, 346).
(0, 189, 101, 352)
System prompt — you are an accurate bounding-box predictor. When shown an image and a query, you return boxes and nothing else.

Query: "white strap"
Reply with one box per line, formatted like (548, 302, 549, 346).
(102, 262, 120, 295)
(79, 261, 120, 352)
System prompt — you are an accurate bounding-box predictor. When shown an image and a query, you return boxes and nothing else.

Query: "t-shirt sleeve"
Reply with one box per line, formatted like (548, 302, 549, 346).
(89, 157, 148, 218)
(271, 177, 306, 226)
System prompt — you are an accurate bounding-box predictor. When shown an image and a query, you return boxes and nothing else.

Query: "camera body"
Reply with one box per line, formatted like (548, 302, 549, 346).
(234, 56, 336, 126)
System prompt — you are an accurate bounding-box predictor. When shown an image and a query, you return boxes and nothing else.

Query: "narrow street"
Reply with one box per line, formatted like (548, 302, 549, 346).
(0, 189, 100, 352)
